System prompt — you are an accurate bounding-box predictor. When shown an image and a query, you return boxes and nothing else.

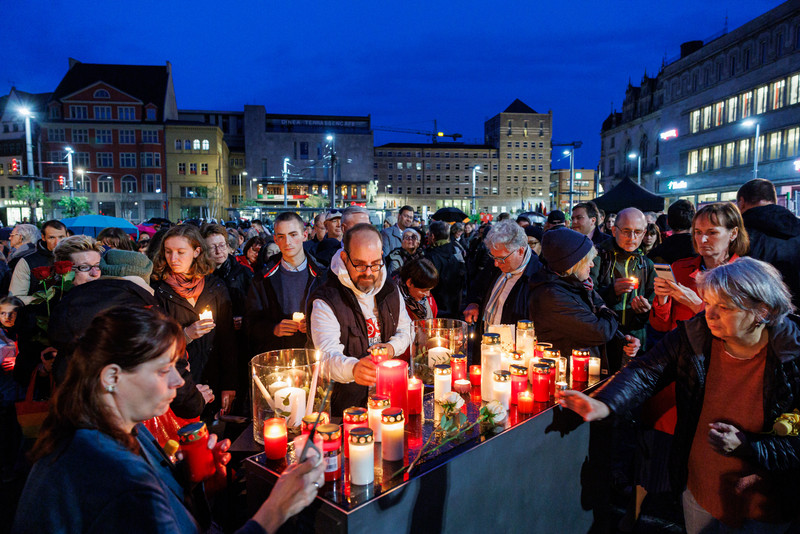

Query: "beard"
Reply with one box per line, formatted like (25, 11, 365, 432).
(355, 274, 378, 292)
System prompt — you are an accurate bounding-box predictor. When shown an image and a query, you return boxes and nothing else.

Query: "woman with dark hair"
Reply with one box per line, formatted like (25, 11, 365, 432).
(395, 257, 439, 321)
(97, 227, 137, 251)
(641, 223, 661, 255)
(237, 236, 266, 272)
(152, 225, 238, 414)
(13, 306, 324, 533)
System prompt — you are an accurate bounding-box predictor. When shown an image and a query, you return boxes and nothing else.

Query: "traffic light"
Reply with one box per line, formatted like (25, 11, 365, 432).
(11, 159, 19, 175)
(58, 176, 65, 188)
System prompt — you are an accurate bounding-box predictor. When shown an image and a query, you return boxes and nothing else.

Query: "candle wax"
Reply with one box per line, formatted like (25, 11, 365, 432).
(517, 392, 534, 414)
(434, 373, 451, 401)
(427, 346, 451, 366)
(349, 442, 375, 486)
(589, 357, 601, 376)
(407, 378, 423, 415)
(381, 420, 404, 461)
(263, 419, 287, 460)
(273, 387, 307, 428)
(469, 365, 481, 387)
(493, 380, 511, 409)
(481, 346, 502, 400)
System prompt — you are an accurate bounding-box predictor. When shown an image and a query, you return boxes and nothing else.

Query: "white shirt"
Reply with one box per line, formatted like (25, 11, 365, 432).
(484, 247, 532, 326)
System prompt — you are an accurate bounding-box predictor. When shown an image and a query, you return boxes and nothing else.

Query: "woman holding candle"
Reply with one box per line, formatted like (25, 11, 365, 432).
(13, 306, 324, 534)
(560, 258, 800, 534)
(153, 225, 238, 414)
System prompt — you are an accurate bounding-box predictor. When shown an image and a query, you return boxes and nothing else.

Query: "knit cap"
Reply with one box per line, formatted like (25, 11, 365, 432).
(541, 227, 593, 273)
(100, 249, 153, 283)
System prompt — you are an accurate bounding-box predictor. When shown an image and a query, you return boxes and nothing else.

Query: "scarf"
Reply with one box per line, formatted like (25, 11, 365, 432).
(163, 272, 205, 301)
(394, 273, 429, 320)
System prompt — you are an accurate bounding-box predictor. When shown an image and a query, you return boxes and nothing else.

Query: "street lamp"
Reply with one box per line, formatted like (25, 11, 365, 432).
(563, 149, 576, 208)
(471, 165, 484, 216)
(242, 171, 249, 200)
(283, 157, 290, 208)
(327, 135, 336, 208)
(17, 108, 35, 188)
(628, 152, 641, 185)
(742, 119, 760, 179)
(65, 147, 75, 198)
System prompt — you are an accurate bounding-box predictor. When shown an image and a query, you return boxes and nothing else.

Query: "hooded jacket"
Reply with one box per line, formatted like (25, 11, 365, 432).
(309, 250, 411, 413)
(742, 203, 800, 309)
(593, 313, 800, 518)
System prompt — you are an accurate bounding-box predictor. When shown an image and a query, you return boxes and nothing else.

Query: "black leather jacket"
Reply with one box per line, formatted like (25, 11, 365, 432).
(594, 313, 800, 511)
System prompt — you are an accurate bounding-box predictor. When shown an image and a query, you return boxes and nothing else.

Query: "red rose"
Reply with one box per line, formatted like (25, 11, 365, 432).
(32, 266, 54, 281)
(54, 261, 73, 275)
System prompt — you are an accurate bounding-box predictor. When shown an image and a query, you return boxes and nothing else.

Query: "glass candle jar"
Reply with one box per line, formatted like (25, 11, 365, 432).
(492, 370, 511, 409)
(453, 379, 471, 394)
(367, 395, 390, 442)
(450, 354, 467, 384)
(177, 422, 217, 483)
(433, 364, 452, 401)
(301, 414, 317, 435)
(376, 359, 409, 414)
(348, 428, 375, 486)
(516, 320, 536, 367)
(531, 363, 551, 402)
(481, 333, 502, 400)
(381, 407, 405, 462)
(533, 342, 552, 364)
(540, 357, 557, 398)
(292, 433, 323, 465)
(469, 365, 481, 387)
(509, 364, 528, 405)
(589, 356, 601, 377)
(407, 378, 423, 415)
(571, 349, 591, 382)
(342, 407, 368, 458)
(517, 391, 534, 414)
(509, 350, 525, 370)
(317, 423, 342, 482)
(261, 418, 288, 461)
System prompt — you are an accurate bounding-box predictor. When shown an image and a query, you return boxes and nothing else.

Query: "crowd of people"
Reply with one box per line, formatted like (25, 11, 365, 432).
(0, 177, 798, 533)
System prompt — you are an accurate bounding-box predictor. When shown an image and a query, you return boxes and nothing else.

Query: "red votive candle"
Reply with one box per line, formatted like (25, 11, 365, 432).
(517, 391, 534, 414)
(262, 418, 288, 461)
(178, 422, 217, 483)
(534, 342, 552, 362)
(317, 423, 342, 482)
(469, 365, 481, 387)
(377, 359, 409, 414)
(509, 364, 528, 405)
(571, 349, 591, 382)
(450, 354, 467, 385)
(407, 377, 423, 415)
(342, 407, 368, 458)
(531, 363, 550, 402)
(628, 277, 640, 290)
(540, 358, 557, 398)
(453, 378, 471, 394)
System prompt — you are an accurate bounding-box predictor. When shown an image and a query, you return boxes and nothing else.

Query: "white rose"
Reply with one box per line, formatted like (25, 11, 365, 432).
(440, 391, 465, 411)
(484, 400, 507, 424)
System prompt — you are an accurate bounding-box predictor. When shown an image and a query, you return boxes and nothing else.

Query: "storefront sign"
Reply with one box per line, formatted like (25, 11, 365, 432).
(667, 180, 687, 190)
(660, 129, 678, 140)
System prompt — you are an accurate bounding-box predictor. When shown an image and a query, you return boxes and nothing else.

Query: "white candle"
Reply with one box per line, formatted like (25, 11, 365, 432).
(433, 364, 452, 401)
(381, 408, 405, 462)
(481, 334, 503, 400)
(348, 428, 375, 486)
(589, 357, 601, 376)
(199, 308, 213, 321)
(305, 352, 320, 415)
(516, 320, 536, 367)
(492, 370, 511, 409)
(273, 386, 307, 428)
(292, 312, 305, 322)
(427, 346, 451, 367)
(488, 324, 515, 353)
(267, 379, 288, 397)
(367, 395, 389, 442)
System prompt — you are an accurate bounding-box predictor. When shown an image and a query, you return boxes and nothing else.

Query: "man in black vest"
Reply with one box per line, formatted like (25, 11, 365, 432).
(309, 223, 411, 415)
(9, 220, 68, 304)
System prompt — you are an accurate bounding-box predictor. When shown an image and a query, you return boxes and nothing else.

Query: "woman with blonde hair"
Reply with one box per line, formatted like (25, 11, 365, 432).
(54, 235, 104, 286)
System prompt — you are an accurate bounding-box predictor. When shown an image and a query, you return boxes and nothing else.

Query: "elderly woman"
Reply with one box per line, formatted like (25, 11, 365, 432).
(651, 202, 749, 332)
(54, 235, 104, 286)
(395, 257, 439, 321)
(561, 258, 800, 533)
(386, 228, 422, 275)
(13, 306, 324, 533)
(152, 225, 237, 413)
(529, 227, 639, 363)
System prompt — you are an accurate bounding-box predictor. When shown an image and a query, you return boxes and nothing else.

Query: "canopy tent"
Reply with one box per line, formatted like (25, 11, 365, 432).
(61, 214, 139, 239)
(591, 177, 666, 214)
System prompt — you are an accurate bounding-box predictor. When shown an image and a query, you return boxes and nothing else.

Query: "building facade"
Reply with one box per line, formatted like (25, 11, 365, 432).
(164, 122, 229, 221)
(601, 1, 800, 211)
(375, 99, 553, 216)
(550, 168, 597, 212)
(41, 59, 176, 221)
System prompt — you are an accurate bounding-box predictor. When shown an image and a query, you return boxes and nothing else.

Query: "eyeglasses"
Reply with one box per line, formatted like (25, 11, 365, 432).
(489, 248, 518, 264)
(345, 251, 384, 272)
(73, 264, 101, 273)
(209, 244, 228, 252)
(616, 228, 646, 238)
(402, 235, 419, 241)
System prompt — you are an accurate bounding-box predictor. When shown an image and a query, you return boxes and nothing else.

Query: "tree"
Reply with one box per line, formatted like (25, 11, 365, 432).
(303, 194, 330, 209)
(58, 196, 92, 217)
(12, 184, 45, 224)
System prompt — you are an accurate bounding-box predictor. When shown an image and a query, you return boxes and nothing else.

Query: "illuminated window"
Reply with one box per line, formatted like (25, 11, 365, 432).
(724, 142, 735, 167)
(712, 146, 722, 169)
(700, 148, 710, 171)
(755, 86, 769, 114)
(702, 106, 712, 129)
(690, 110, 700, 133)
(738, 139, 750, 165)
(771, 80, 785, 110)
(740, 91, 752, 118)
(193, 139, 200, 150)
(768, 132, 782, 159)
(789, 74, 800, 106)
(714, 102, 724, 126)
(726, 97, 738, 123)
(687, 150, 699, 174)
(787, 127, 799, 158)
(202, 140, 210, 150)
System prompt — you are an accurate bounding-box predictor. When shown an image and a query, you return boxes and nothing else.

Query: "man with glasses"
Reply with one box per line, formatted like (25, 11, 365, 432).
(463, 220, 541, 351)
(425, 221, 466, 319)
(589, 207, 655, 369)
(309, 223, 411, 414)
(381, 205, 414, 257)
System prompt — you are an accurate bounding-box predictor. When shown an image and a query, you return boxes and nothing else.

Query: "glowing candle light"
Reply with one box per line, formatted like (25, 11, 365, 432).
(198, 308, 213, 322)
(492, 370, 511, 409)
(407, 378, 423, 415)
(517, 391, 534, 414)
(342, 407, 368, 458)
(509, 364, 528, 405)
(380, 408, 405, 462)
(433, 364, 452, 401)
(589, 357, 601, 377)
(450, 354, 467, 384)
(367, 395, 390, 442)
(348, 428, 375, 486)
(376, 359, 409, 414)
(531, 363, 550, 402)
(481, 333, 502, 400)
(292, 312, 305, 322)
(469, 365, 481, 387)
(516, 320, 536, 367)
(453, 379, 471, 394)
(571, 349, 591, 383)
(263, 418, 287, 460)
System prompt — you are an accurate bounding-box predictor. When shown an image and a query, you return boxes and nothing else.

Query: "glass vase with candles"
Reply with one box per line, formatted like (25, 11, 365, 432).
(480, 333, 503, 400)
(250, 348, 330, 444)
(516, 319, 536, 366)
(411, 318, 469, 384)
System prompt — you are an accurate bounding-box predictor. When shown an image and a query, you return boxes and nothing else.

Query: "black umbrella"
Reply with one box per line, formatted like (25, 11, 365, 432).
(592, 177, 665, 213)
(146, 217, 173, 226)
(431, 207, 469, 223)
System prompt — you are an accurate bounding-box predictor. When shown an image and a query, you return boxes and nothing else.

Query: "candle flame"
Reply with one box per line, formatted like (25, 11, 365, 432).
(315, 351, 320, 362)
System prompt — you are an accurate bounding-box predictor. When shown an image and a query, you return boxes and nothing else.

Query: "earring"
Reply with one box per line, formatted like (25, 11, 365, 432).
(105, 384, 115, 393)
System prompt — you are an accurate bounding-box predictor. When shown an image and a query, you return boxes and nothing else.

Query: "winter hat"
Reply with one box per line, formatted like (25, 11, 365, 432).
(541, 227, 592, 273)
(100, 249, 153, 283)
(546, 210, 566, 226)
(524, 225, 543, 242)
(0, 227, 11, 241)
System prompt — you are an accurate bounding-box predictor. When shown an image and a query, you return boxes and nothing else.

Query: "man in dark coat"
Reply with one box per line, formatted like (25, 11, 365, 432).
(648, 199, 697, 265)
(572, 201, 611, 247)
(424, 221, 466, 319)
(737, 178, 800, 309)
(9, 220, 67, 303)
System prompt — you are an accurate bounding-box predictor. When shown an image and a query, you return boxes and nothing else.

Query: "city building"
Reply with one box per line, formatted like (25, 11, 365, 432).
(374, 99, 552, 216)
(600, 1, 800, 211)
(0, 88, 50, 223)
(550, 168, 597, 212)
(164, 121, 229, 221)
(41, 58, 175, 221)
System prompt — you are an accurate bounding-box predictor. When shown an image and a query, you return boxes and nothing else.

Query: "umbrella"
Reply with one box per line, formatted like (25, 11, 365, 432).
(517, 212, 547, 225)
(136, 223, 158, 237)
(592, 177, 665, 213)
(146, 217, 172, 226)
(61, 214, 139, 239)
(431, 207, 469, 223)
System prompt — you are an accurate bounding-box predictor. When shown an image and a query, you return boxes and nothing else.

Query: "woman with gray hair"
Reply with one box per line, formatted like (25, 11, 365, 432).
(386, 228, 422, 275)
(560, 257, 800, 533)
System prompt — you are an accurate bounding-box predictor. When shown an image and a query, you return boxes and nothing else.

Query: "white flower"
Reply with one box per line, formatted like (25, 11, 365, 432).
(438, 391, 465, 413)
(483, 400, 507, 424)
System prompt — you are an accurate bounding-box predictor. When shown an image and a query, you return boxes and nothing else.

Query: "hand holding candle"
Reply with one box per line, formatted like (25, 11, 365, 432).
(199, 308, 213, 322)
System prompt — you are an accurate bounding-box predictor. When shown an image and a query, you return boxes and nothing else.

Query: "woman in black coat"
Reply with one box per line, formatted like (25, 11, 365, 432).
(152, 225, 238, 414)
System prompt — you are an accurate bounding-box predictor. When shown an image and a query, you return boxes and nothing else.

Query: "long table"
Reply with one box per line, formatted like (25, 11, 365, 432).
(245, 377, 605, 533)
